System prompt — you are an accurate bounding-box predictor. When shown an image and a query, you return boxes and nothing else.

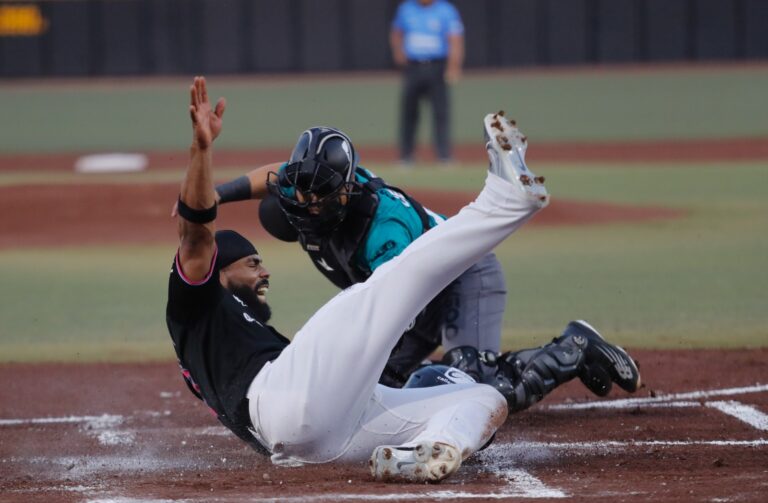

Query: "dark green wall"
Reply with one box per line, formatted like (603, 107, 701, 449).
(1, 0, 766, 78)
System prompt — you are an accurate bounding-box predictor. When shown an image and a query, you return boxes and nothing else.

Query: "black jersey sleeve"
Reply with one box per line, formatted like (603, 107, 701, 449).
(167, 248, 224, 322)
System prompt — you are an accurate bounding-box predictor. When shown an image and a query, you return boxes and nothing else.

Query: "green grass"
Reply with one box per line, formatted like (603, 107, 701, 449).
(2, 65, 766, 361)
(0, 242, 336, 362)
(1, 65, 767, 154)
(1, 162, 765, 362)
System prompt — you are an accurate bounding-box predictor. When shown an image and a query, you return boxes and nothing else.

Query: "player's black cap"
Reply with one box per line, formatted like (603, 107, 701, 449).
(215, 230, 258, 270)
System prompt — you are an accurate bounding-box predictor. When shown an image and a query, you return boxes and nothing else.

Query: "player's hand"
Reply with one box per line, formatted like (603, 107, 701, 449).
(189, 76, 226, 150)
(445, 65, 462, 84)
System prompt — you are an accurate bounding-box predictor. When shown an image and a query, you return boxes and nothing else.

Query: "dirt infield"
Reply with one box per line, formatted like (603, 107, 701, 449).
(1, 136, 767, 173)
(1, 349, 767, 502)
(0, 183, 681, 249)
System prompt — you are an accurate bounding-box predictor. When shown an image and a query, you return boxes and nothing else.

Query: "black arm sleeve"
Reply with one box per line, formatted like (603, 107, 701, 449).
(216, 175, 252, 204)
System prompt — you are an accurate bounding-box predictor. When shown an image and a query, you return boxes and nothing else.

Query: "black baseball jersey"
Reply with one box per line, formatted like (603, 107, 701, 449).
(166, 250, 289, 450)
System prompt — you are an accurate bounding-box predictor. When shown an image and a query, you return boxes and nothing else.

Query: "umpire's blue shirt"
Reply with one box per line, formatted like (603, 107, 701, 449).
(392, 0, 464, 61)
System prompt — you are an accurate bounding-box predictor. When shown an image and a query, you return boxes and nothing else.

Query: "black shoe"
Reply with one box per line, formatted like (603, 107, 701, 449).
(561, 320, 641, 396)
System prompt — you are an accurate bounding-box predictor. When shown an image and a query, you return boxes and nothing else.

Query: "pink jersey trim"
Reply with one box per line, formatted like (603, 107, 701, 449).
(175, 247, 218, 286)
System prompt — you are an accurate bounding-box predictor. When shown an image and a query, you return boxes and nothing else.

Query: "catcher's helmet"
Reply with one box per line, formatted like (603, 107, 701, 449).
(403, 364, 477, 389)
(267, 127, 360, 235)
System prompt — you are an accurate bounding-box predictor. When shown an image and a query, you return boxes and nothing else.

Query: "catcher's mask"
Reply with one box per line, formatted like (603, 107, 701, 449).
(267, 127, 361, 235)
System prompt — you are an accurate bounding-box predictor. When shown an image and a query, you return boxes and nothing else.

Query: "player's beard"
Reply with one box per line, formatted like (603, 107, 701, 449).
(231, 282, 272, 324)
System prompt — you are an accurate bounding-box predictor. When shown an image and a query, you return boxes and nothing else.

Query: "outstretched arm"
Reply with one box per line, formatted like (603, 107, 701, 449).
(177, 76, 226, 282)
(171, 161, 283, 217)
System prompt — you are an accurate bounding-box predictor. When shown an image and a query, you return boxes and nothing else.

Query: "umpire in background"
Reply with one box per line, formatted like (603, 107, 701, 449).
(390, 0, 465, 164)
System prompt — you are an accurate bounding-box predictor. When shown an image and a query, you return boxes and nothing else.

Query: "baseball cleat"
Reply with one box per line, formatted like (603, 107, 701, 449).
(369, 441, 461, 483)
(563, 320, 642, 396)
(484, 111, 549, 208)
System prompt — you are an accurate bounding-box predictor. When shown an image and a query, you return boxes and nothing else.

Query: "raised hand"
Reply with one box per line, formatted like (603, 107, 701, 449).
(189, 76, 226, 149)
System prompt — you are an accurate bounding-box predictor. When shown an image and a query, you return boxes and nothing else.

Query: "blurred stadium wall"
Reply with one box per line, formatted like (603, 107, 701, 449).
(1, 0, 767, 78)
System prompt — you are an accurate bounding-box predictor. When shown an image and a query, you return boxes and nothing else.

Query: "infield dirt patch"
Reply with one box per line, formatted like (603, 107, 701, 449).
(1, 136, 767, 172)
(0, 183, 681, 250)
(1, 349, 767, 502)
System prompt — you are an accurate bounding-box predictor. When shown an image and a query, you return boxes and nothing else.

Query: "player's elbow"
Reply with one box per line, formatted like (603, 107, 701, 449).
(180, 225, 215, 253)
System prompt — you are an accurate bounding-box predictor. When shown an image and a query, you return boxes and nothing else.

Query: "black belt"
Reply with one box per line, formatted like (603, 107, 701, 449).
(408, 58, 446, 65)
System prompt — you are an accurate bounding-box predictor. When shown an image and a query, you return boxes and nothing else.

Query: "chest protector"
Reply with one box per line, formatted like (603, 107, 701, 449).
(294, 171, 433, 289)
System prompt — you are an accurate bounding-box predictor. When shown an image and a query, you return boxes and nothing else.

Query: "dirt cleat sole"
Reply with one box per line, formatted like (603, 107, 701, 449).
(483, 111, 549, 208)
(369, 441, 461, 483)
(566, 320, 642, 396)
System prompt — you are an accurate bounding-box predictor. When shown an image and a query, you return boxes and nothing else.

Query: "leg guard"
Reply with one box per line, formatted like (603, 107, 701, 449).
(496, 335, 586, 412)
(496, 321, 642, 408)
(442, 343, 584, 413)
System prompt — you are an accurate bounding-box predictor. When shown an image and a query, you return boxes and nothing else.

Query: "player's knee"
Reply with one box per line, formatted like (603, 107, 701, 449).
(474, 382, 508, 413)
(477, 383, 509, 427)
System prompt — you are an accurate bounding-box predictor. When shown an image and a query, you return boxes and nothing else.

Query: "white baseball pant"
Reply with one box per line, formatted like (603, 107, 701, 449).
(247, 171, 540, 465)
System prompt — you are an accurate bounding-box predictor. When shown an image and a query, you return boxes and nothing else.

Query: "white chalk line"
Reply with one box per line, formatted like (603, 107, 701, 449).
(88, 499, 186, 503)
(0, 413, 123, 426)
(511, 439, 768, 449)
(215, 489, 559, 502)
(115, 475, 563, 503)
(89, 495, 524, 503)
(547, 383, 768, 432)
(548, 383, 768, 410)
(706, 401, 768, 431)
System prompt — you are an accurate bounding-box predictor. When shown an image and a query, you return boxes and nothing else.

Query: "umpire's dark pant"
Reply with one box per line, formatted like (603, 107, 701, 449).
(399, 59, 451, 162)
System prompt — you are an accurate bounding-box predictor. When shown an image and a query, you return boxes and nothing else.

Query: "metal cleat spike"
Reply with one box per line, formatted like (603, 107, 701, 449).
(491, 120, 502, 130)
(521, 135, 528, 143)
(534, 176, 546, 184)
(519, 175, 532, 186)
(497, 110, 505, 117)
(501, 144, 512, 151)
(510, 119, 517, 126)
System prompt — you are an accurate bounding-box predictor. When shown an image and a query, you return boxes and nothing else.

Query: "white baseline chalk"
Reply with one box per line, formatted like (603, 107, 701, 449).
(548, 383, 768, 411)
(706, 400, 768, 431)
(0, 414, 122, 426)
